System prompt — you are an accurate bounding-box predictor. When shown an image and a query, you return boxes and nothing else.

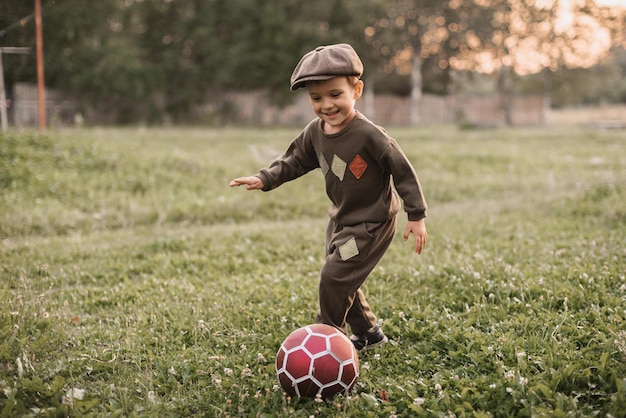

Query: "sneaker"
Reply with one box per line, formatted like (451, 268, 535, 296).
(350, 325, 388, 352)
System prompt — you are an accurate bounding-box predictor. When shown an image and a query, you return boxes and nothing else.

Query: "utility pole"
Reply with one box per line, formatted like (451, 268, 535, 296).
(0, 47, 31, 132)
(35, 0, 46, 131)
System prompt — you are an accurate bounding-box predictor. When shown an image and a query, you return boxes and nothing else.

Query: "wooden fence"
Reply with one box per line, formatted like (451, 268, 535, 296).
(13, 82, 624, 128)
(12, 83, 81, 128)
(191, 89, 547, 127)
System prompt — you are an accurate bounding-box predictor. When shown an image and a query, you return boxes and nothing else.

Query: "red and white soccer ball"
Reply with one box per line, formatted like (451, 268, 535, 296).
(276, 324, 359, 398)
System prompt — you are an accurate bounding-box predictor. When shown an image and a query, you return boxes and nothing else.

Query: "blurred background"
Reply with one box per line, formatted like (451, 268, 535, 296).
(1, 0, 625, 128)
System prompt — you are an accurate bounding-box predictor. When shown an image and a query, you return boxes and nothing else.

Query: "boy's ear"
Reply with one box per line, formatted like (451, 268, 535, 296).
(354, 80, 364, 99)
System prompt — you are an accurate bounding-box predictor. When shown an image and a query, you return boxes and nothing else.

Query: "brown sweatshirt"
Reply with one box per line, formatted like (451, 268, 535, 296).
(256, 112, 427, 226)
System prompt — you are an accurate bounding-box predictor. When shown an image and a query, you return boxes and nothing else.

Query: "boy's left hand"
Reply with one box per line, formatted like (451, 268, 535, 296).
(403, 219, 428, 254)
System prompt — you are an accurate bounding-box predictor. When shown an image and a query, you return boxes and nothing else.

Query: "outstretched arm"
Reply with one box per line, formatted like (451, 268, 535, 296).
(229, 176, 264, 190)
(403, 218, 428, 254)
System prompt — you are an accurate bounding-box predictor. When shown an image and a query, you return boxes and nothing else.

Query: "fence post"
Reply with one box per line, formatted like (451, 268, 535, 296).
(35, 0, 46, 132)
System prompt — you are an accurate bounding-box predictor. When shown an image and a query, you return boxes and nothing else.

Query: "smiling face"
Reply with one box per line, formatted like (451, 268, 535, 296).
(306, 76, 364, 134)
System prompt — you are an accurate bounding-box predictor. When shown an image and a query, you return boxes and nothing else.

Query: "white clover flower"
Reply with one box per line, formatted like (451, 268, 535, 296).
(62, 388, 85, 404)
(413, 397, 425, 406)
(224, 368, 233, 376)
(16, 357, 23, 378)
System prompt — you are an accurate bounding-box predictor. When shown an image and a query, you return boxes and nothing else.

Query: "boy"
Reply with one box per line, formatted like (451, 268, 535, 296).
(230, 43, 427, 352)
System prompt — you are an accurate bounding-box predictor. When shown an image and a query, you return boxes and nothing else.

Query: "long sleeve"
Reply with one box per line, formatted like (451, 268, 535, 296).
(256, 124, 319, 191)
(379, 137, 427, 221)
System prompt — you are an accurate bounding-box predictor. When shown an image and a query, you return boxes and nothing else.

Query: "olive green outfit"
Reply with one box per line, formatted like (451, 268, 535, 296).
(256, 111, 427, 335)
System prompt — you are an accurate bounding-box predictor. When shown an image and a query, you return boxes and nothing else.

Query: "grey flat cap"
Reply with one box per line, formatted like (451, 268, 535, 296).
(290, 44, 363, 91)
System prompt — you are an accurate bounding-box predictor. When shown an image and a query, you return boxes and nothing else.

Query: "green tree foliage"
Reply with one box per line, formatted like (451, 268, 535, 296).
(517, 46, 626, 107)
(2, 0, 384, 122)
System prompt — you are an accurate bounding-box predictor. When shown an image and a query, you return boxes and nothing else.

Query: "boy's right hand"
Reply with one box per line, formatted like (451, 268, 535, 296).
(229, 176, 264, 190)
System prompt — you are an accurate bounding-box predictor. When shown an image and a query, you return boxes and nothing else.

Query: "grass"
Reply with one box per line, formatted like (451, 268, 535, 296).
(1, 125, 625, 417)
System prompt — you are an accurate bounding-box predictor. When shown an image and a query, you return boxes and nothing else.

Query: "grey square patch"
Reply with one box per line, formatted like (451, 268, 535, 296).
(339, 237, 359, 261)
(331, 154, 347, 181)
(319, 152, 329, 176)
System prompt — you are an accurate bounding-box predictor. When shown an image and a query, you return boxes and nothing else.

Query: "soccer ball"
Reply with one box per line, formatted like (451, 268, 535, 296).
(276, 324, 359, 398)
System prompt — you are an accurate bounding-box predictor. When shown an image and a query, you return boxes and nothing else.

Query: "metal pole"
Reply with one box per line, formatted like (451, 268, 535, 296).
(0, 51, 7, 132)
(35, 0, 46, 131)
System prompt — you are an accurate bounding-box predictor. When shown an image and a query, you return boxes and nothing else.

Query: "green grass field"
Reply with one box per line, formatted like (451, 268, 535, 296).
(1, 126, 625, 417)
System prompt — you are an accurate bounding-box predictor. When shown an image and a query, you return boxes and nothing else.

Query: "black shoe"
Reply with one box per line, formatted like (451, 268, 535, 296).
(350, 326, 388, 352)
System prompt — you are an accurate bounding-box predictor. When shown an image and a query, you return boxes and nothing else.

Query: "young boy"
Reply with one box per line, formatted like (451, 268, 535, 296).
(230, 43, 427, 352)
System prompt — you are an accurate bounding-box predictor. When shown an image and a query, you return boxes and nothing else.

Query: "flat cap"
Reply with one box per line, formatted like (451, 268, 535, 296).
(290, 43, 363, 91)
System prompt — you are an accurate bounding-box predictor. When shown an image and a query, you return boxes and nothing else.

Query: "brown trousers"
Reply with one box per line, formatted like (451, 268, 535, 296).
(316, 216, 396, 336)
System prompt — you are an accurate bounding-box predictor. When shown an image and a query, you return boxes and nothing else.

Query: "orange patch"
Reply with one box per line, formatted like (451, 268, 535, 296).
(349, 155, 367, 179)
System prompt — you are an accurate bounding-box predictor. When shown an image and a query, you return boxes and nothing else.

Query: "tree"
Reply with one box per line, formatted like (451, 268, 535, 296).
(447, 0, 624, 123)
(363, 0, 625, 125)
(363, 0, 500, 124)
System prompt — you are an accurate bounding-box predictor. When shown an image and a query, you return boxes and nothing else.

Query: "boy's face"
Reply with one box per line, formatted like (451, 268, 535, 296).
(306, 76, 364, 134)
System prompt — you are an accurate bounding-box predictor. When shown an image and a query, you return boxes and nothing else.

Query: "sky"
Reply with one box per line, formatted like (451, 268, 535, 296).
(596, 0, 626, 6)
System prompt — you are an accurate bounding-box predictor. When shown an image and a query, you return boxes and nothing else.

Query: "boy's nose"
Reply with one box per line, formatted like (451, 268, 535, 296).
(321, 97, 334, 109)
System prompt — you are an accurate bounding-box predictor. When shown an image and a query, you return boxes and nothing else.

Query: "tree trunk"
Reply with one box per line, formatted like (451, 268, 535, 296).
(410, 54, 422, 126)
(363, 76, 375, 120)
(497, 65, 513, 126)
(541, 68, 552, 125)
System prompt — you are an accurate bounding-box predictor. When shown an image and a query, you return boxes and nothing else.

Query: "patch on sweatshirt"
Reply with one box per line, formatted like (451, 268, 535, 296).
(339, 237, 359, 261)
(331, 155, 347, 181)
(349, 155, 367, 179)
(318, 152, 329, 176)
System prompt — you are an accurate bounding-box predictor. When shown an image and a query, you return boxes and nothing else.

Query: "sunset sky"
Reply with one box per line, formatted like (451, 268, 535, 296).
(596, 0, 626, 6)
(450, 0, 625, 74)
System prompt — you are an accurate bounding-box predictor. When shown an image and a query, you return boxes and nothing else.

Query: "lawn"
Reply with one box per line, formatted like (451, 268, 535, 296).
(1, 125, 625, 417)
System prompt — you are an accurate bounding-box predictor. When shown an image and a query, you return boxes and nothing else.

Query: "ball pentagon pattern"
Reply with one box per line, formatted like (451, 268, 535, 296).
(276, 324, 359, 398)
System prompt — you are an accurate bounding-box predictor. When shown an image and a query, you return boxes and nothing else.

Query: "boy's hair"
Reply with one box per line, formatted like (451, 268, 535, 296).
(290, 44, 363, 91)
(305, 75, 361, 89)
(346, 75, 361, 88)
